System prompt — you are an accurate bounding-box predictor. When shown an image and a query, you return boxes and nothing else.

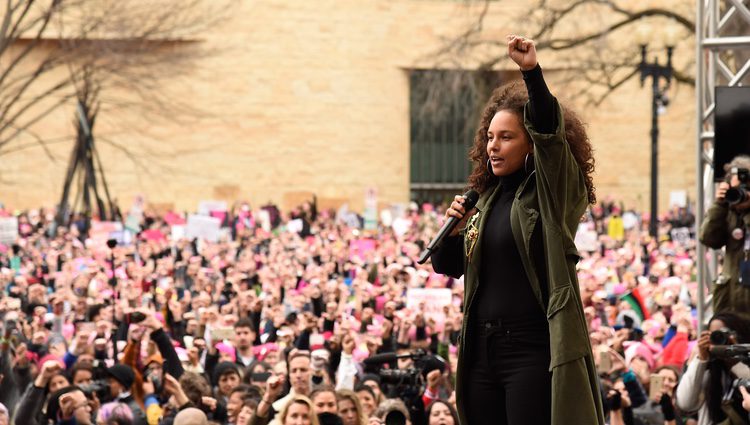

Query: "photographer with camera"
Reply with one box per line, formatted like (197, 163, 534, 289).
(700, 155, 750, 317)
(675, 312, 750, 425)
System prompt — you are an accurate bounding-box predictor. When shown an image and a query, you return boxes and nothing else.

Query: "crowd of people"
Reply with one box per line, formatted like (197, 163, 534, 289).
(0, 192, 748, 425)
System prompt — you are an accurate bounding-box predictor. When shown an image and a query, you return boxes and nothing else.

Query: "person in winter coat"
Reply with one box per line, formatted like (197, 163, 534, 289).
(430, 34, 603, 425)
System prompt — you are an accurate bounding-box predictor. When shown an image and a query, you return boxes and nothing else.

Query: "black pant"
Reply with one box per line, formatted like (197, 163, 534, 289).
(463, 316, 552, 425)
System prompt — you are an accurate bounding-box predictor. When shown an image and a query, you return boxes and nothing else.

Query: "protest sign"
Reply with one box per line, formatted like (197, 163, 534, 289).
(88, 221, 124, 249)
(349, 238, 376, 261)
(0, 217, 18, 245)
(185, 215, 222, 242)
(171, 225, 186, 241)
(670, 190, 687, 208)
(575, 223, 599, 252)
(671, 227, 692, 247)
(406, 288, 452, 324)
(287, 218, 303, 234)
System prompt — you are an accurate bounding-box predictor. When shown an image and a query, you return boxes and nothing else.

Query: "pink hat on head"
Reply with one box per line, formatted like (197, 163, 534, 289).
(253, 343, 279, 361)
(216, 342, 236, 362)
(624, 341, 661, 370)
(38, 354, 64, 370)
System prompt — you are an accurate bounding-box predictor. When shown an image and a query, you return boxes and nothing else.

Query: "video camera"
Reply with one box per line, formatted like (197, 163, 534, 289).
(78, 380, 110, 402)
(726, 167, 750, 206)
(363, 349, 447, 397)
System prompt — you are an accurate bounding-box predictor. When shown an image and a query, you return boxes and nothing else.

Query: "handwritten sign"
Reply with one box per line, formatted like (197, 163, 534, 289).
(406, 288, 451, 323)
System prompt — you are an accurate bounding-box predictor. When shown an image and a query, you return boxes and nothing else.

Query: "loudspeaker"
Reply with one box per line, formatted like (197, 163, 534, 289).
(714, 86, 750, 181)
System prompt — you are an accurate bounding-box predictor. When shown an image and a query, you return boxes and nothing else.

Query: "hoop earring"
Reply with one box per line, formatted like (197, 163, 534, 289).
(524, 152, 534, 174)
(486, 158, 494, 176)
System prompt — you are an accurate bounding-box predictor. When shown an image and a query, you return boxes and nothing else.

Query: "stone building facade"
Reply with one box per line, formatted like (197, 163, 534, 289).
(1, 0, 697, 214)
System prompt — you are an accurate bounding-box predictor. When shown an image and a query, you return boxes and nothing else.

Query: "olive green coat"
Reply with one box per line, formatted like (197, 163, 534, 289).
(450, 101, 605, 425)
(699, 201, 750, 317)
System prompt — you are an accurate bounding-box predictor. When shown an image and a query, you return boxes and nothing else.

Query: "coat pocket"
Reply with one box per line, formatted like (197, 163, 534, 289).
(547, 285, 589, 370)
(546, 284, 571, 320)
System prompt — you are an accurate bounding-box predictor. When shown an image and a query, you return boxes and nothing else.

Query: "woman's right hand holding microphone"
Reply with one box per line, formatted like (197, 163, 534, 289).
(446, 195, 477, 236)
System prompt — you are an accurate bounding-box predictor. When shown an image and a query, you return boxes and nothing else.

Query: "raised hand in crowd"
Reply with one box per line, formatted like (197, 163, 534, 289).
(34, 359, 62, 388)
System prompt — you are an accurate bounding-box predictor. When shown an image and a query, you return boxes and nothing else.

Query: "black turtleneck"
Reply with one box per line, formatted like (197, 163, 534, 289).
(474, 170, 546, 320)
(473, 64, 553, 322)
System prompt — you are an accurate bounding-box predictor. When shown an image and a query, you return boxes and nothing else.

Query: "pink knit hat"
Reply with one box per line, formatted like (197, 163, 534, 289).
(624, 341, 662, 370)
(215, 342, 236, 362)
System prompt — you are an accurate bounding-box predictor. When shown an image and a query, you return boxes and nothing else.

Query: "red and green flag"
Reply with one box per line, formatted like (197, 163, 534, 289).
(620, 287, 650, 321)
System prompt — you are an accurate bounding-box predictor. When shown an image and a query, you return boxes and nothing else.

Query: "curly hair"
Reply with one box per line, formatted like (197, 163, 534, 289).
(467, 81, 596, 204)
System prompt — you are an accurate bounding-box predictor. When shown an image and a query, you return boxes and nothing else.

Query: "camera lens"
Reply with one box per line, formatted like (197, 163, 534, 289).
(726, 187, 748, 206)
(384, 411, 407, 425)
(710, 329, 731, 345)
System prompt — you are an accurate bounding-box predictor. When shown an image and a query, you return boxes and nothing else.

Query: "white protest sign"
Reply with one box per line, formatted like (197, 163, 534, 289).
(380, 209, 393, 227)
(622, 211, 639, 230)
(670, 227, 691, 247)
(287, 218, 303, 234)
(185, 215, 222, 242)
(171, 225, 186, 241)
(257, 209, 271, 232)
(406, 288, 452, 323)
(670, 191, 687, 208)
(574, 223, 599, 252)
(0, 217, 18, 245)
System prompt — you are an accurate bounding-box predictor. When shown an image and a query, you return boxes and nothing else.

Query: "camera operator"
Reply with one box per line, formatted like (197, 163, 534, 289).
(700, 155, 750, 317)
(363, 349, 448, 425)
(675, 312, 750, 424)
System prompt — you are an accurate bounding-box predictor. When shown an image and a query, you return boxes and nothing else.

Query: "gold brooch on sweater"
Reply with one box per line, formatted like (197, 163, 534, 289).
(465, 213, 480, 261)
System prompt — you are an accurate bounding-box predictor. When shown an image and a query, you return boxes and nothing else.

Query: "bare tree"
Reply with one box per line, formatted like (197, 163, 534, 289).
(0, 0, 235, 157)
(424, 0, 749, 107)
(1, 0, 236, 227)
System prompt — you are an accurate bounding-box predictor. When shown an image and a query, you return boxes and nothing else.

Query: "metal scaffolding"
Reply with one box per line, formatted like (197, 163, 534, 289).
(695, 0, 750, 328)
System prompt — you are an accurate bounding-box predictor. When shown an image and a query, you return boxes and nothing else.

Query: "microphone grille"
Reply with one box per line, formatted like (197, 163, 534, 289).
(462, 190, 480, 209)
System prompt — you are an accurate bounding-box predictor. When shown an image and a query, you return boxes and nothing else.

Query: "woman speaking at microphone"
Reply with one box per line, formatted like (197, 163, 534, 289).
(430, 35, 604, 425)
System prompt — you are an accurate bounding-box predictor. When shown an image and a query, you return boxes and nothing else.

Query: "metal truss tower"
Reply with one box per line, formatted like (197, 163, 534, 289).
(695, 0, 750, 327)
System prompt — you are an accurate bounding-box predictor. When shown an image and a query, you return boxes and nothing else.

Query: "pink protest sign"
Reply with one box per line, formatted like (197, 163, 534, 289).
(349, 238, 376, 261)
(164, 211, 186, 226)
(87, 221, 124, 249)
(141, 229, 166, 242)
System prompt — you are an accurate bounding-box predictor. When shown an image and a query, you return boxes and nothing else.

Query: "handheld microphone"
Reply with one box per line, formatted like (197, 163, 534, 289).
(417, 190, 479, 264)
